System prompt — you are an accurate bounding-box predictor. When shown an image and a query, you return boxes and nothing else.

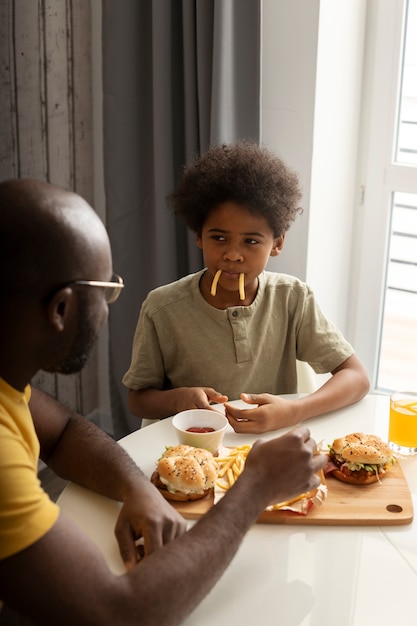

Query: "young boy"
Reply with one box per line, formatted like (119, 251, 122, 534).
(123, 142, 369, 433)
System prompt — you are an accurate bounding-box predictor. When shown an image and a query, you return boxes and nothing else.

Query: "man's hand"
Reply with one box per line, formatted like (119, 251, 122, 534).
(114, 477, 187, 570)
(242, 426, 326, 509)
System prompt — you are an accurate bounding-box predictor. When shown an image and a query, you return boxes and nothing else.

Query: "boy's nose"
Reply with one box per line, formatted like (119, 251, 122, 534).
(223, 247, 243, 262)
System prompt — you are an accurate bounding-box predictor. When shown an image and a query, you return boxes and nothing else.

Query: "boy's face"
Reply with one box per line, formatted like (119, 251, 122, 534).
(196, 201, 284, 305)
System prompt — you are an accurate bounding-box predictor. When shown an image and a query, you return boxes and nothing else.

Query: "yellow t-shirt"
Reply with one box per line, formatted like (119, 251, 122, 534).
(0, 378, 59, 560)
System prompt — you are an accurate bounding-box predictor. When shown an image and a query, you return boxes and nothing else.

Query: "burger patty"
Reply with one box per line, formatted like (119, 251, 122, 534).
(327, 452, 387, 479)
(336, 464, 380, 480)
(151, 470, 168, 491)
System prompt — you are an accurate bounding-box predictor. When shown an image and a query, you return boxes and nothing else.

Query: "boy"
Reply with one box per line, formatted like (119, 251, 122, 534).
(123, 142, 369, 433)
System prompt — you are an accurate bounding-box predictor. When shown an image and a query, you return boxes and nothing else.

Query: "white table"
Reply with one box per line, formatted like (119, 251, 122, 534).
(58, 395, 417, 626)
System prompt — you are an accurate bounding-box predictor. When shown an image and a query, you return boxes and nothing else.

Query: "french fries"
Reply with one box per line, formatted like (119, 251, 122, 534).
(216, 444, 251, 490)
(239, 272, 245, 300)
(210, 269, 222, 296)
(210, 270, 245, 300)
(215, 445, 327, 514)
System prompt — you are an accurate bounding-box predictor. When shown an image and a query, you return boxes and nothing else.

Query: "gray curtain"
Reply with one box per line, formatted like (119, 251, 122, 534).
(102, 0, 260, 438)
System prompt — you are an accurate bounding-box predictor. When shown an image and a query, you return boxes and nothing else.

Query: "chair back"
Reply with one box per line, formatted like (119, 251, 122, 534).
(296, 360, 318, 393)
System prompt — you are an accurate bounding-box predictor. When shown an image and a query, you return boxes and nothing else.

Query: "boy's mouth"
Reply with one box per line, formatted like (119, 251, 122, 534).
(210, 270, 246, 300)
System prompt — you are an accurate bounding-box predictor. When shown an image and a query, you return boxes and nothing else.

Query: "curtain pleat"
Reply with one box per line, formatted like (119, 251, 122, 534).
(103, 0, 260, 437)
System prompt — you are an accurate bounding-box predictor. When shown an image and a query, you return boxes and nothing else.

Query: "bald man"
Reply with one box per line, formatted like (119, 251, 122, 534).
(0, 179, 326, 625)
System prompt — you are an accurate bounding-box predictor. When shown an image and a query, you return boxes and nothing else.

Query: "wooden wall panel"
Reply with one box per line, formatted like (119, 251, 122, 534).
(13, 0, 47, 179)
(44, 0, 72, 187)
(0, 0, 98, 416)
(0, 0, 18, 179)
(72, 0, 94, 204)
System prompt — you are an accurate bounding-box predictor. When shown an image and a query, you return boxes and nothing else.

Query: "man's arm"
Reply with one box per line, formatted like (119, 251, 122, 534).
(32, 386, 148, 496)
(0, 426, 325, 626)
(30, 387, 187, 565)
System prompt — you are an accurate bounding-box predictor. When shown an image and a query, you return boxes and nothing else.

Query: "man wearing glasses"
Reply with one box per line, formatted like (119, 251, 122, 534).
(0, 178, 325, 625)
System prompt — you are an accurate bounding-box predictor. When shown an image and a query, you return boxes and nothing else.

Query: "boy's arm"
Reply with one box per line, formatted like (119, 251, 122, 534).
(128, 387, 228, 420)
(225, 354, 370, 434)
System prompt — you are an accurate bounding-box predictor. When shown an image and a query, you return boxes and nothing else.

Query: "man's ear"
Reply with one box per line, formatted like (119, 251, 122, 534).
(270, 234, 285, 257)
(46, 287, 74, 332)
(195, 231, 203, 249)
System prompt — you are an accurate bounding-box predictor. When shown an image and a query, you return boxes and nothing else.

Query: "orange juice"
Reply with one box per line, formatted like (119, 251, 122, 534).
(389, 392, 417, 453)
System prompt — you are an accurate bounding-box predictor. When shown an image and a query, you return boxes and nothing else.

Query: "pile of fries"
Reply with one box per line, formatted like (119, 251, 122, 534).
(215, 444, 251, 491)
(215, 443, 327, 514)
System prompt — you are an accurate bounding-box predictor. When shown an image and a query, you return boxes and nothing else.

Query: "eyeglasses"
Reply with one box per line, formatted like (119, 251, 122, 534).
(69, 273, 124, 303)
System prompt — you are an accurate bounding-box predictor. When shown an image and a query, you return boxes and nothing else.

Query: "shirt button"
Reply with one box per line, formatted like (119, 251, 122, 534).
(232, 311, 238, 318)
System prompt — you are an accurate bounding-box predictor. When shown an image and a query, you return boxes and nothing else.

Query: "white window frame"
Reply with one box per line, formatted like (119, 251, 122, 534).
(349, 0, 417, 389)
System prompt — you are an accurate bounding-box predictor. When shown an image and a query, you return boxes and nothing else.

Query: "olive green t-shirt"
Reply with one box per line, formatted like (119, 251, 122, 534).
(123, 270, 354, 399)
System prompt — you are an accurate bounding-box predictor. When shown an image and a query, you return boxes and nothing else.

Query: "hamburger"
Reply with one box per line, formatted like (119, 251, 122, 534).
(327, 432, 395, 485)
(151, 444, 218, 501)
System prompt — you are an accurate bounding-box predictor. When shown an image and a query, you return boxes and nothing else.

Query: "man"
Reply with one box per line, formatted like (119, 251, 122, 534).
(0, 179, 326, 625)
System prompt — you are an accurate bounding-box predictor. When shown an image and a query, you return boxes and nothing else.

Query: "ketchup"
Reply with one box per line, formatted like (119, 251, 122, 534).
(186, 427, 215, 433)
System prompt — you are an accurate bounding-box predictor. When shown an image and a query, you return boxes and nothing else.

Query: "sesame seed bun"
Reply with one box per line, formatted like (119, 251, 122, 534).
(151, 444, 218, 501)
(332, 433, 392, 465)
(328, 433, 394, 485)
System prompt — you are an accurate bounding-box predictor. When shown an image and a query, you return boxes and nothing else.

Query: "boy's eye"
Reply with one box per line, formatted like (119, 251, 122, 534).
(209, 235, 260, 245)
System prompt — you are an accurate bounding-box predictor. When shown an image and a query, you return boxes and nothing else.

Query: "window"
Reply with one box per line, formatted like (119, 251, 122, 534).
(378, 191, 417, 390)
(353, 0, 417, 392)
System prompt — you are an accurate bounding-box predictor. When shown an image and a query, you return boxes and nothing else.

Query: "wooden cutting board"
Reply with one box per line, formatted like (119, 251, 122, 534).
(169, 460, 413, 526)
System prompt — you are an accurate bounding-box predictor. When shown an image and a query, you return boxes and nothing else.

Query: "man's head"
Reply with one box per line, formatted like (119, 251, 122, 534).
(0, 179, 118, 389)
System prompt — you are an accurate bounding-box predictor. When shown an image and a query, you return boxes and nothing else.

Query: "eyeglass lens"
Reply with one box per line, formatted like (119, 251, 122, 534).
(104, 285, 122, 304)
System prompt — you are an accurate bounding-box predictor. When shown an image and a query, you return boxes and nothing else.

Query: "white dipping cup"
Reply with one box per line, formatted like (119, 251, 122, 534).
(172, 409, 228, 455)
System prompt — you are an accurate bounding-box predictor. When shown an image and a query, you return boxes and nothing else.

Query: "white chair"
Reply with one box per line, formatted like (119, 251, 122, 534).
(296, 360, 318, 393)
(141, 418, 155, 429)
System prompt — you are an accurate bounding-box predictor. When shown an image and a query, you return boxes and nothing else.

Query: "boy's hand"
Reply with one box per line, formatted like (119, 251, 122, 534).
(174, 387, 228, 413)
(224, 393, 298, 433)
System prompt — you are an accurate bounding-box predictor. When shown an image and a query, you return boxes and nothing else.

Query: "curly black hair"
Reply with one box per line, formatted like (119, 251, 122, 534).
(167, 141, 303, 237)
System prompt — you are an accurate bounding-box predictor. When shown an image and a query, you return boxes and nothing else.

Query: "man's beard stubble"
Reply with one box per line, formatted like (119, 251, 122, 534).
(43, 297, 99, 375)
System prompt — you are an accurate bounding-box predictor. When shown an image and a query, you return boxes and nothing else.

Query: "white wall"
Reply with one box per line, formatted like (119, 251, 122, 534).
(261, 0, 367, 340)
(309, 1, 366, 337)
(261, 0, 320, 282)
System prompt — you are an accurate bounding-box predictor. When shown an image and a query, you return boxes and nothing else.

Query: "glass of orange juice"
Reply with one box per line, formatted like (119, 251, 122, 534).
(389, 392, 417, 455)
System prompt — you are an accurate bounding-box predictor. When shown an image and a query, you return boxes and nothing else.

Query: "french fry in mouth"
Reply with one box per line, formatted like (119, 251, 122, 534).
(239, 272, 245, 300)
(211, 269, 245, 300)
(210, 269, 222, 296)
